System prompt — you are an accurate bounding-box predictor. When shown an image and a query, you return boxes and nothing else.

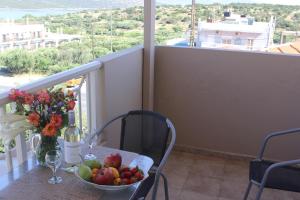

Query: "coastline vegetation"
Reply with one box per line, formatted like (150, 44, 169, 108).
(0, 3, 299, 76)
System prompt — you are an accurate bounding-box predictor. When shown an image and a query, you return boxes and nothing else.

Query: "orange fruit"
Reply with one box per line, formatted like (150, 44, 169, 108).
(114, 178, 121, 185)
(109, 167, 120, 179)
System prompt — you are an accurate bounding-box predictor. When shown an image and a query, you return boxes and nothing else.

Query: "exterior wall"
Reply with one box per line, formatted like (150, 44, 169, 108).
(197, 20, 274, 50)
(154, 46, 300, 160)
(0, 24, 80, 52)
(197, 30, 265, 50)
(99, 46, 143, 148)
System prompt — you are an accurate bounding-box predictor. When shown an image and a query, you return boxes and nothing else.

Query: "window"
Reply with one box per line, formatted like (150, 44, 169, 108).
(247, 39, 254, 50)
(234, 37, 242, 45)
(222, 39, 232, 45)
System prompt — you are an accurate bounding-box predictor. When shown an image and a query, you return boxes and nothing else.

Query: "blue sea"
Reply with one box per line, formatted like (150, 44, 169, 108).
(0, 8, 89, 19)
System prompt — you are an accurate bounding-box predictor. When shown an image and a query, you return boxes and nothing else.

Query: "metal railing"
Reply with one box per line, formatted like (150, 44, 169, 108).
(0, 60, 103, 171)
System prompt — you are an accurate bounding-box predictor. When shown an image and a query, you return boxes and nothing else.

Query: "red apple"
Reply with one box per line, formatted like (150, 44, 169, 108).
(93, 168, 115, 185)
(104, 153, 122, 169)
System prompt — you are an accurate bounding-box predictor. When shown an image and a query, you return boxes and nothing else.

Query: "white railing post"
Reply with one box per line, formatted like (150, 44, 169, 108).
(143, 0, 156, 110)
(86, 63, 107, 144)
(0, 105, 13, 171)
(15, 133, 27, 165)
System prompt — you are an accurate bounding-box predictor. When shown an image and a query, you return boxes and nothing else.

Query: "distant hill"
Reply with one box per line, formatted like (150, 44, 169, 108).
(1, 0, 299, 8)
(0, 0, 257, 9)
(0, 0, 143, 9)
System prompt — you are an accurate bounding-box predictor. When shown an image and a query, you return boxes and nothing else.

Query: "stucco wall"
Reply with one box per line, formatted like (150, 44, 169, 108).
(154, 46, 300, 160)
(99, 46, 143, 148)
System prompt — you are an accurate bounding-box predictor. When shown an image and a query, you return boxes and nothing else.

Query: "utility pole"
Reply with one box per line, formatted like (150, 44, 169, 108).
(190, 0, 196, 47)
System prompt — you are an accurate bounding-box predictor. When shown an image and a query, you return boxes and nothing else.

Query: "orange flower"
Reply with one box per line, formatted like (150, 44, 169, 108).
(67, 100, 76, 110)
(24, 93, 34, 105)
(37, 90, 50, 104)
(50, 114, 62, 128)
(42, 123, 57, 137)
(67, 90, 74, 97)
(27, 112, 40, 127)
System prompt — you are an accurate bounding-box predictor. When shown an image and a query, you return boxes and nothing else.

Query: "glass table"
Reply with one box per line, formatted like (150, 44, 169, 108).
(0, 145, 153, 200)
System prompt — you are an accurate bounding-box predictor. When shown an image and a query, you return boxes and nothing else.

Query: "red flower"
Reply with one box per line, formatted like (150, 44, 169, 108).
(37, 90, 50, 104)
(27, 112, 40, 127)
(50, 114, 62, 128)
(24, 93, 34, 105)
(67, 100, 76, 110)
(9, 89, 24, 101)
(42, 123, 57, 137)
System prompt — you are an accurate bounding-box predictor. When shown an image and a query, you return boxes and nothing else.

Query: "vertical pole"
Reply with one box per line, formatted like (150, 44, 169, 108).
(190, 0, 196, 47)
(15, 133, 27, 165)
(0, 106, 13, 171)
(86, 63, 107, 144)
(143, 0, 156, 111)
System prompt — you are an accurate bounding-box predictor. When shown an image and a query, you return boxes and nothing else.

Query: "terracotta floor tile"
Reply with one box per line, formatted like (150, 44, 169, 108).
(183, 172, 222, 197)
(179, 189, 219, 200)
(218, 178, 249, 200)
(190, 155, 226, 179)
(223, 159, 249, 182)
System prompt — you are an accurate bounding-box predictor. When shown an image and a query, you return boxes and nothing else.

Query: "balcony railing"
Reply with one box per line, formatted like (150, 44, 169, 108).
(0, 45, 144, 172)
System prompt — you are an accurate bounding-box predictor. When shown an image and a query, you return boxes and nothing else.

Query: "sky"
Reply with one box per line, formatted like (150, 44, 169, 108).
(158, 0, 300, 5)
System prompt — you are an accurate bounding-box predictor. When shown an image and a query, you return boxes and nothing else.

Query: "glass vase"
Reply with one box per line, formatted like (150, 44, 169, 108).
(32, 134, 59, 166)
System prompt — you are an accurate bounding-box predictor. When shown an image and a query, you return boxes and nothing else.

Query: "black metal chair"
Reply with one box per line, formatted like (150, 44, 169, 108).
(89, 110, 176, 200)
(244, 128, 300, 200)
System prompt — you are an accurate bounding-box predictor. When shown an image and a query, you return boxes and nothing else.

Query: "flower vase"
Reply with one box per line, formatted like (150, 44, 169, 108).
(33, 135, 59, 166)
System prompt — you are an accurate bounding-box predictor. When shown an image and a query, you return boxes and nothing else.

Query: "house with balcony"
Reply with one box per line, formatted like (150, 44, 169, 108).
(0, 23, 81, 52)
(0, 1, 300, 200)
(196, 12, 276, 51)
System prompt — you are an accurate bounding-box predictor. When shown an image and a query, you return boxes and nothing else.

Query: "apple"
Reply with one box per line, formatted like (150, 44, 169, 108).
(104, 153, 122, 169)
(78, 164, 92, 181)
(84, 159, 101, 169)
(93, 168, 114, 185)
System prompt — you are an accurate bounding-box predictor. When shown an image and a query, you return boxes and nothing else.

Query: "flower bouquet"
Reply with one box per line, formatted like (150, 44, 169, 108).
(8, 87, 76, 165)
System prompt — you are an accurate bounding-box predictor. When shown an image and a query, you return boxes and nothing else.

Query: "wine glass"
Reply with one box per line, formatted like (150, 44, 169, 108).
(83, 130, 97, 160)
(45, 150, 63, 184)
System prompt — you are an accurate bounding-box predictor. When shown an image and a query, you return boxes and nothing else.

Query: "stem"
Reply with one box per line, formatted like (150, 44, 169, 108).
(52, 166, 57, 179)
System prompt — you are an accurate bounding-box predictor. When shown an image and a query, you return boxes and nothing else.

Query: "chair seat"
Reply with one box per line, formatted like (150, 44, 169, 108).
(131, 172, 156, 199)
(250, 160, 300, 192)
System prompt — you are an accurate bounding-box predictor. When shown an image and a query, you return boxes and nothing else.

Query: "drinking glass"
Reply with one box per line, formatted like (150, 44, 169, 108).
(45, 150, 63, 184)
(83, 131, 97, 160)
(83, 129, 98, 160)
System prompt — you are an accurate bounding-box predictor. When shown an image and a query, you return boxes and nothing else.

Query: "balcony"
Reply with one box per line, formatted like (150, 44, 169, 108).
(1, 1, 300, 200)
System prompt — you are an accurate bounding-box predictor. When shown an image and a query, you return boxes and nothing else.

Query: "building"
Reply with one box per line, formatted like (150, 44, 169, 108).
(196, 12, 276, 51)
(0, 23, 81, 52)
(267, 40, 300, 54)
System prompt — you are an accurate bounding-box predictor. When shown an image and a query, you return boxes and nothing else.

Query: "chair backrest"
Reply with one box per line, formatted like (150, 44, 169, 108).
(120, 110, 170, 167)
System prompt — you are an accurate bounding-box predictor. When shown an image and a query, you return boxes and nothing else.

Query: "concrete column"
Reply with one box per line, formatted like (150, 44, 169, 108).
(143, 0, 155, 110)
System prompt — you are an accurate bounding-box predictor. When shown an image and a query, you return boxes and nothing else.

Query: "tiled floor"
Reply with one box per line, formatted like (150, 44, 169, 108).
(153, 150, 300, 200)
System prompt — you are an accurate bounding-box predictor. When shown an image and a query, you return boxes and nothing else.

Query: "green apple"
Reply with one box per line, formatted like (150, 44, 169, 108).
(84, 160, 102, 169)
(78, 164, 92, 181)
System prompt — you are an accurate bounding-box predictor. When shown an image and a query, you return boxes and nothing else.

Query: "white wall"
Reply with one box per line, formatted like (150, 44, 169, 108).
(98, 46, 143, 148)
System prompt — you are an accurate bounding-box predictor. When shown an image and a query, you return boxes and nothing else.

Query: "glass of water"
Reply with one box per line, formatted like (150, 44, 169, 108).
(45, 150, 63, 184)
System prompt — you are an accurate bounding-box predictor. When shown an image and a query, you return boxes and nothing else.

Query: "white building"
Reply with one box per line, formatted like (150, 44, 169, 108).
(0, 23, 81, 52)
(196, 12, 276, 51)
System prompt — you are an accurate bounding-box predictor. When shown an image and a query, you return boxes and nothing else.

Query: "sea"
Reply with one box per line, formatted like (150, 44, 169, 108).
(0, 0, 299, 20)
(0, 8, 90, 20)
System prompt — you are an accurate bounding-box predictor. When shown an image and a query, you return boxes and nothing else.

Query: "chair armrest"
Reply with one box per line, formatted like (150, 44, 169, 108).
(88, 114, 127, 145)
(259, 159, 300, 188)
(257, 128, 300, 160)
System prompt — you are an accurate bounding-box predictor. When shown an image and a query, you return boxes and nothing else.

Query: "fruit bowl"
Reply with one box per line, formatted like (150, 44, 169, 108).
(74, 154, 153, 191)
(74, 168, 149, 191)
